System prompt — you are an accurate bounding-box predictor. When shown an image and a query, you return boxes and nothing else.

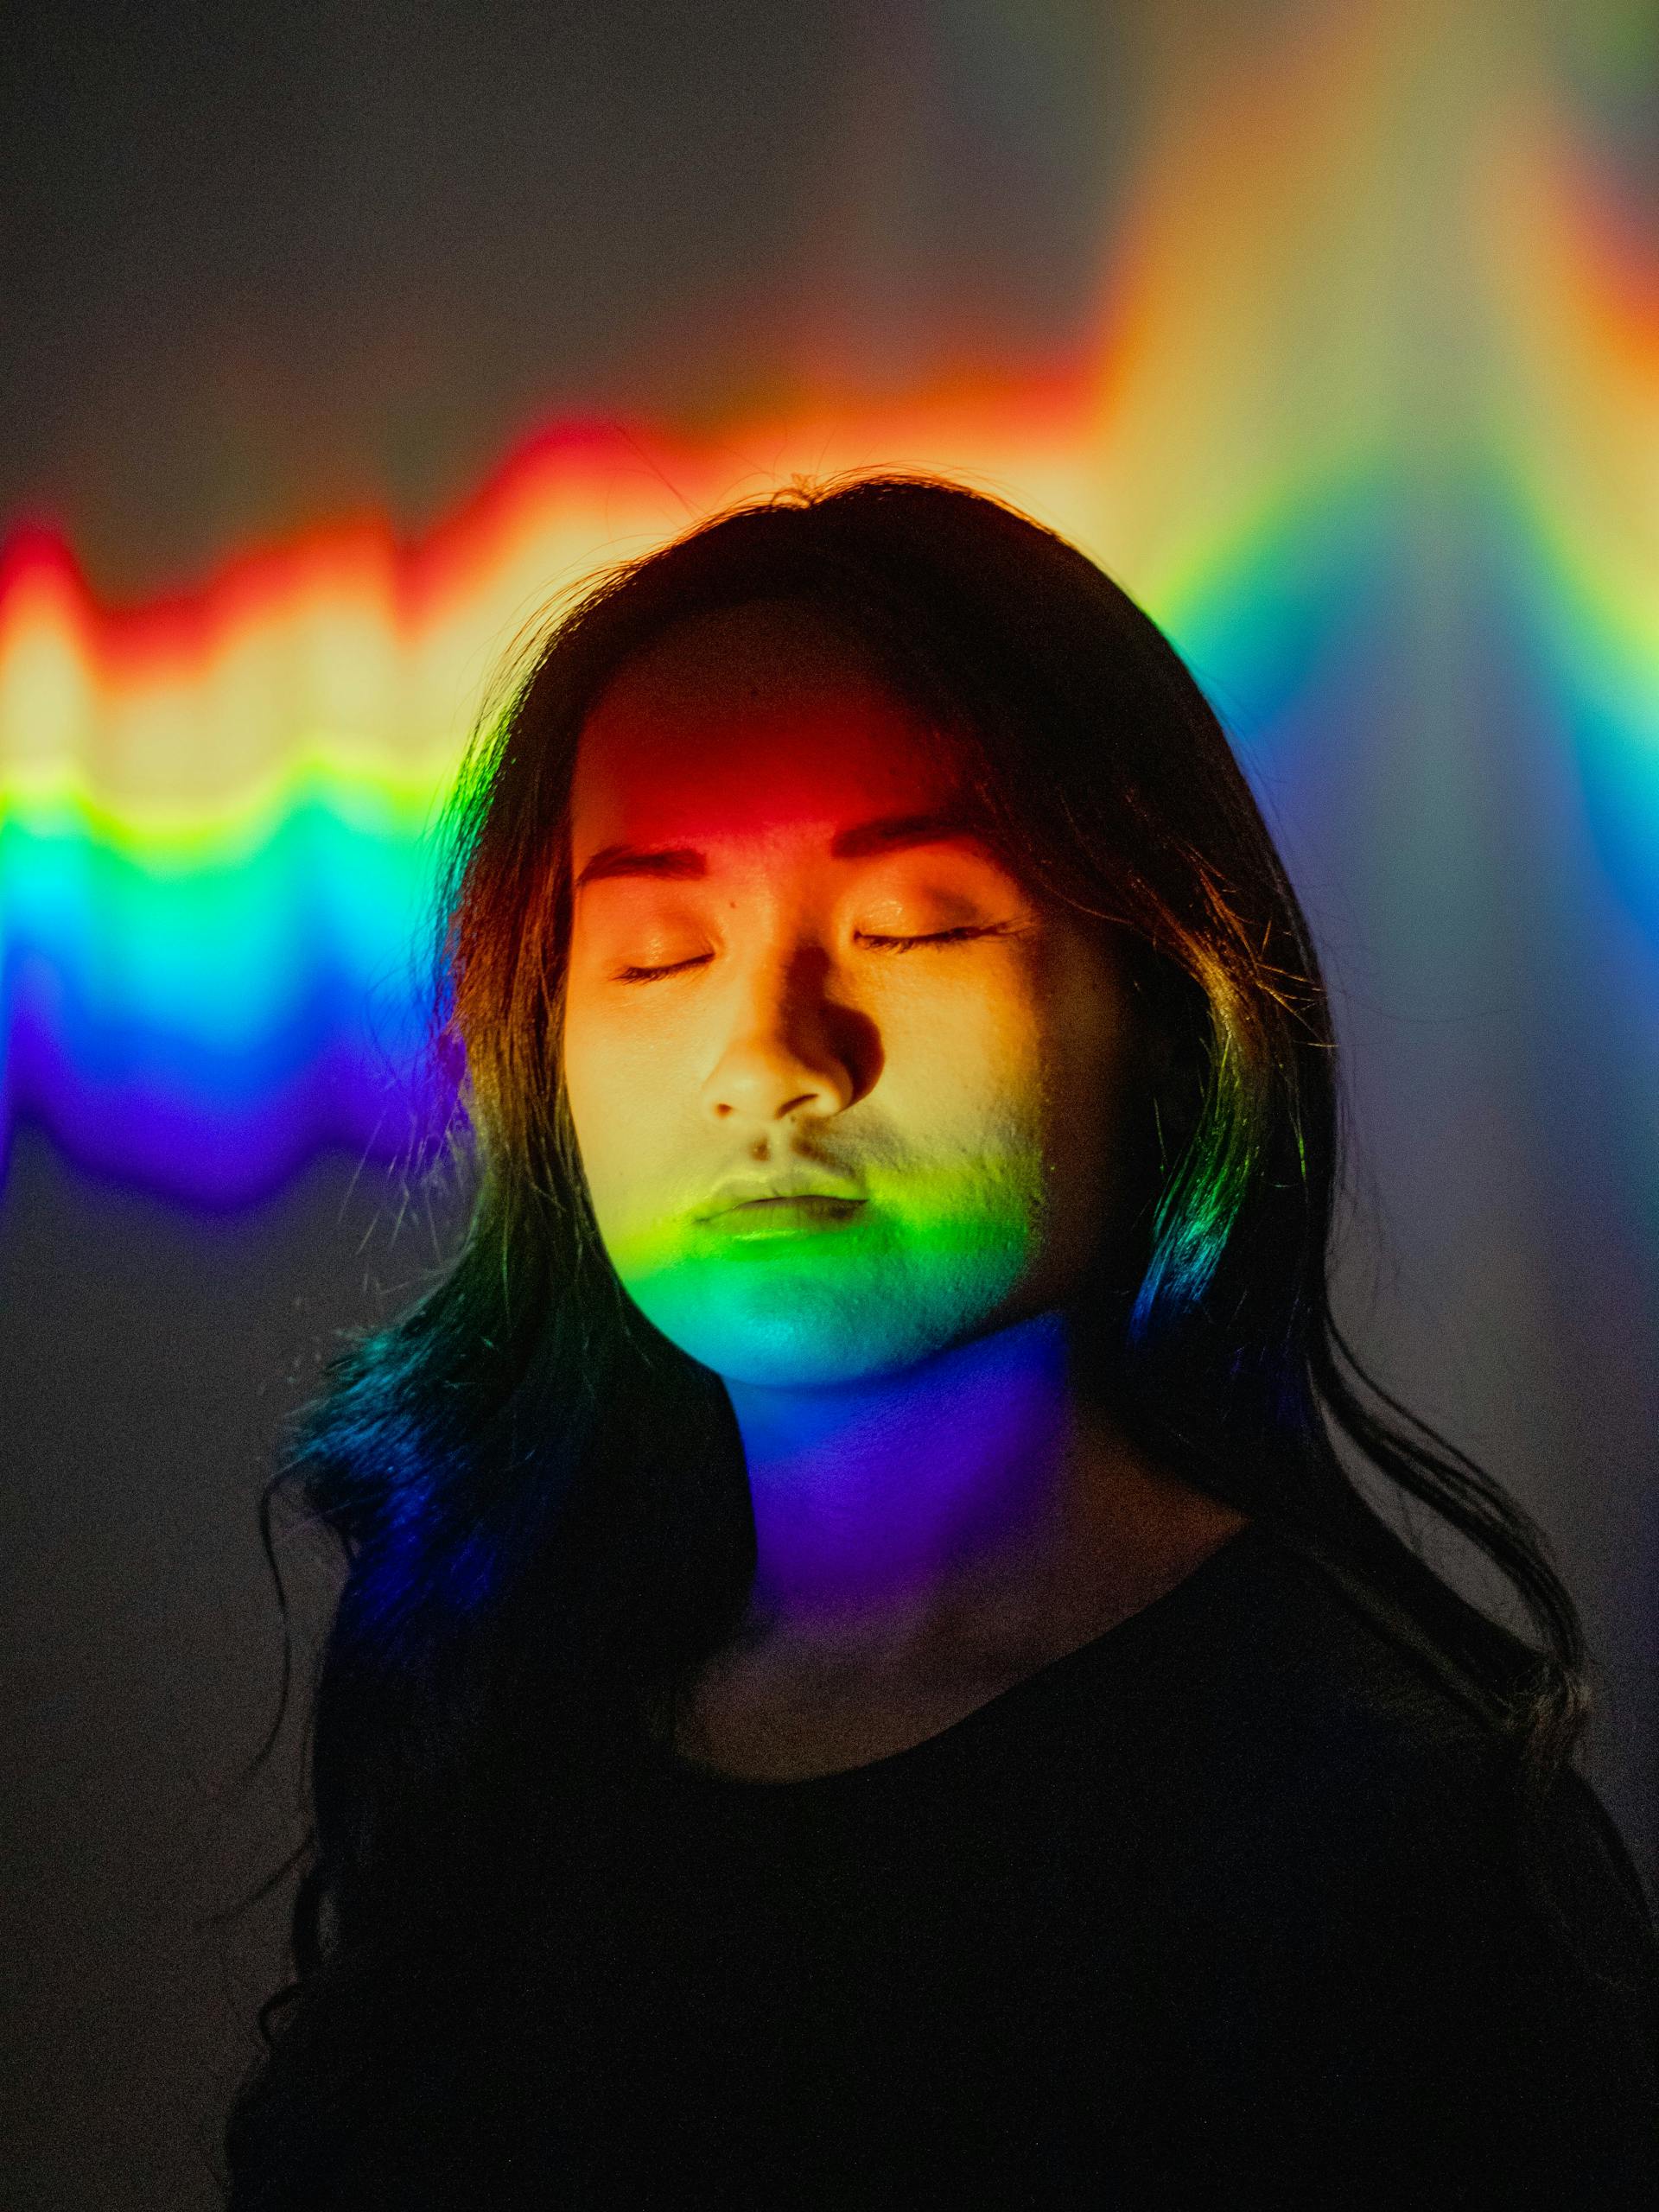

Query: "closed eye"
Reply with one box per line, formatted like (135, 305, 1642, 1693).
(609, 925, 1005, 984)
(859, 926, 1003, 953)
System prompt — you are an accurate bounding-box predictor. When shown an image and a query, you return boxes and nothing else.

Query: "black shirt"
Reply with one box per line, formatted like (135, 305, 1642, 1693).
(366, 1521, 1659, 2208)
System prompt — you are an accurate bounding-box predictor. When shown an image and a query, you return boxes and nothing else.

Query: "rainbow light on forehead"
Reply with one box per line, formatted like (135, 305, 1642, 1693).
(0, 16, 1654, 1216)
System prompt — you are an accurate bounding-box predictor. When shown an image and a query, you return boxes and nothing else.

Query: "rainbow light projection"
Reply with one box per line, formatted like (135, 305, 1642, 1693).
(0, 8, 1653, 1215)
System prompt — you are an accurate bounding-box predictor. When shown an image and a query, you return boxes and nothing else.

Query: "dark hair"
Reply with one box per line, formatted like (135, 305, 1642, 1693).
(219, 471, 1599, 2203)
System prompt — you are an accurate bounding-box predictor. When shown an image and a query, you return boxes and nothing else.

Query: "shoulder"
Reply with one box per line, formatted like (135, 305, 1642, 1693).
(1128, 1529, 1659, 2203)
(1144, 1521, 1540, 1804)
(1163, 1525, 1653, 1953)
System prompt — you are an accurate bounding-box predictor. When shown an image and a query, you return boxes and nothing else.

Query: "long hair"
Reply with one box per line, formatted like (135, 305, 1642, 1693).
(219, 471, 1601, 2202)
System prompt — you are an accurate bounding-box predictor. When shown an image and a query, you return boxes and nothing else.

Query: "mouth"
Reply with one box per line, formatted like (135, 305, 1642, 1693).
(699, 1194, 867, 1238)
(730, 1194, 863, 1211)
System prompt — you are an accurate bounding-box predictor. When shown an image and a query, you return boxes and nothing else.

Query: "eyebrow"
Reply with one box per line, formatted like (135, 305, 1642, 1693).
(571, 808, 995, 894)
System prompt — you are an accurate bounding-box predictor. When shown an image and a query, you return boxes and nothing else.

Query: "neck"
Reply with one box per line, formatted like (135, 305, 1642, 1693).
(721, 1307, 1221, 1669)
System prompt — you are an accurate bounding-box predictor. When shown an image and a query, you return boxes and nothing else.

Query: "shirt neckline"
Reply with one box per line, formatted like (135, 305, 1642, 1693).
(663, 1515, 1271, 1796)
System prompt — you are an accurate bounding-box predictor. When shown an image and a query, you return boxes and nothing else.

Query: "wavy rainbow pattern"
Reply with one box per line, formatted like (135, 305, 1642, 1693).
(1, 15, 1653, 1211)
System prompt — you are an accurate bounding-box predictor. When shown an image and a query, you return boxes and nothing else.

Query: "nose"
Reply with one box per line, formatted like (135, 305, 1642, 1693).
(699, 948, 861, 1127)
(704, 1052, 853, 1126)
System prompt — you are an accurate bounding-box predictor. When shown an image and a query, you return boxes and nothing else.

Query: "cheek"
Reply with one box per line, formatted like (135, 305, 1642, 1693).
(1034, 988, 1140, 1249)
(559, 1012, 647, 1221)
(880, 999, 1044, 1182)
(1044, 1063, 1122, 1220)
(898, 955, 1052, 1075)
(1037, 988, 1122, 1126)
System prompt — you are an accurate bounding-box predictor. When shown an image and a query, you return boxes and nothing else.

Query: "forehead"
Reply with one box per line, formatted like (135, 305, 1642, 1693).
(570, 600, 962, 855)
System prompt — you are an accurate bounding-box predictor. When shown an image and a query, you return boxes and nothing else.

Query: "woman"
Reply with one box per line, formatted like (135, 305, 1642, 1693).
(222, 473, 1656, 2207)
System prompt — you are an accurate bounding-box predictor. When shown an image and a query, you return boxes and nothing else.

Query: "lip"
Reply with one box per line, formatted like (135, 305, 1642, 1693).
(697, 1172, 868, 1221)
(699, 1194, 868, 1239)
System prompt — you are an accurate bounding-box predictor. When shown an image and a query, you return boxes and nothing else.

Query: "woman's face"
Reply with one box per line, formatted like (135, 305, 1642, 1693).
(560, 597, 1143, 1390)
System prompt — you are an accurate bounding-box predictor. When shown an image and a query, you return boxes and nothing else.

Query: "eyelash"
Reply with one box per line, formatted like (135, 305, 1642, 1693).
(610, 925, 1000, 984)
